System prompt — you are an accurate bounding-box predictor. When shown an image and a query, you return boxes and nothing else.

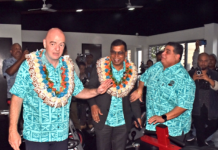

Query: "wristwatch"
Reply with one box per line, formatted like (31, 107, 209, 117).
(161, 114, 167, 122)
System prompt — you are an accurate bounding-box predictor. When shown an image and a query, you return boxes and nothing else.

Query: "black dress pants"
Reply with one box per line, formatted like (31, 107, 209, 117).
(95, 124, 128, 150)
(193, 104, 218, 147)
(25, 139, 68, 150)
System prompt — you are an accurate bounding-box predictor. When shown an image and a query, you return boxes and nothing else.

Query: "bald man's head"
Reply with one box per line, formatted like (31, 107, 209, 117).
(43, 28, 66, 64)
(10, 43, 22, 60)
(198, 52, 210, 70)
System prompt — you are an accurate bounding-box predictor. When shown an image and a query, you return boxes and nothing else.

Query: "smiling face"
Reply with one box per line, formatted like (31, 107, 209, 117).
(110, 45, 127, 70)
(161, 45, 180, 69)
(43, 28, 65, 64)
(10, 43, 22, 60)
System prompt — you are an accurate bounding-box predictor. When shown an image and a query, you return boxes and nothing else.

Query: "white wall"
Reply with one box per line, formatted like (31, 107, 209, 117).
(22, 30, 147, 64)
(146, 23, 218, 57)
(0, 24, 22, 45)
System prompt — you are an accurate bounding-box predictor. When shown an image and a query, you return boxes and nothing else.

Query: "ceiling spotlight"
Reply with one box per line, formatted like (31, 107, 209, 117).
(76, 9, 83, 12)
(128, 8, 135, 11)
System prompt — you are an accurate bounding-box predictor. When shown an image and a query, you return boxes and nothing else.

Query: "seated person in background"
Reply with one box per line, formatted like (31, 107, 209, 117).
(2, 43, 29, 104)
(189, 53, 218, 147)
(130, 42, 196, 142)
(156, 51, 163, 62)
(146, 59, 153, 68)
(77, 62, 93, 130)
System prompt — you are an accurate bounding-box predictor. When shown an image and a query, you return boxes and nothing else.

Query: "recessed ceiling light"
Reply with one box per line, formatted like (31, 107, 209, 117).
(76, 9, 83, 12)
(128, 8, 135, 11)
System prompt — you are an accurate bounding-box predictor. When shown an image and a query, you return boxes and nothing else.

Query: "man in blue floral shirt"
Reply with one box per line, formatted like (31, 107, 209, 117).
(8, 28, 112, 150)
(2, 43, 29, 104)
(131, 42, 196, 141)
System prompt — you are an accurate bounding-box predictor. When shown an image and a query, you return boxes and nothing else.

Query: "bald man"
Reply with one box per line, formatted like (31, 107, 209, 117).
(189, 53, 218, 147)
(8, 28, 112, 150)
(2, 43, 29, 104)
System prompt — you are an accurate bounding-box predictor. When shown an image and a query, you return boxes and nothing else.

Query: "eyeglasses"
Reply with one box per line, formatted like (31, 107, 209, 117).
(110, 50, 125, 56)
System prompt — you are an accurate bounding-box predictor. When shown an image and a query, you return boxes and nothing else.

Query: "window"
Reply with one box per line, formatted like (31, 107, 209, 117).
(127, 50, 131, 61)
(137, 49, 142, 73)
(148, 40, 205, 70)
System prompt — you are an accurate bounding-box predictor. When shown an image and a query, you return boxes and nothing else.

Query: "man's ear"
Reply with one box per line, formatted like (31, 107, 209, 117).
(10, 50, 12, 54)
(176, 54, 180, 61)
(43, 39, 46, 48)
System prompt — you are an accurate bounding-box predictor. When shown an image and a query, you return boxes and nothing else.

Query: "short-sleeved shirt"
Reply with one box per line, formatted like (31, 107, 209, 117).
(140, 62, 196, 136)
(105, 62, 125, 127)
(2, 57, 18, 98)
(10, 50, 84, 142)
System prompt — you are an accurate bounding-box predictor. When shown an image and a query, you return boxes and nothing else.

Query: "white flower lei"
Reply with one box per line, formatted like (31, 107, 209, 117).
(25, 49, 75, 108)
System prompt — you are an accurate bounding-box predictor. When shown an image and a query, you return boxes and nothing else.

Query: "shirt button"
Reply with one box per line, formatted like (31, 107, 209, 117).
(58, 115, 59, 117)
(58, 126, 59, 128)
(162, 84, 164, 86)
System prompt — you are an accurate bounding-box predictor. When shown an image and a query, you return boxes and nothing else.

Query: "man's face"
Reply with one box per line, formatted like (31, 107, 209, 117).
(209, 55, 216, 68)
(86, 55, 93, 65)
(79, 65, 86, 74)
(161, 45, 180, 68)
(198, 55, 209, 70)
(156, 54, 162, 62)
(43, 30, 65, 62)
(110, 45, 126, 67)
(10, 44, 22, 60)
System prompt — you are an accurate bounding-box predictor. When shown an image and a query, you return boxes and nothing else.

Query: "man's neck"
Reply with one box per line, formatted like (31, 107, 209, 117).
(202, 69, 208, 74)
(45, 54, 59, 68)
(113, 64, 123, 71)
(209, 66, 216, 70)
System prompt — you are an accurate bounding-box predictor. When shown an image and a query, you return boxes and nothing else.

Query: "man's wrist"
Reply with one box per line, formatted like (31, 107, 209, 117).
(161, 114, 167, 122)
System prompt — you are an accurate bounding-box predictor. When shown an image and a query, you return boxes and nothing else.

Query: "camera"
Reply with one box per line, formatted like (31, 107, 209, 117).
(77, 53, 86, 63)
(196, 67, 202, 75)
(81, 77, 89, 85)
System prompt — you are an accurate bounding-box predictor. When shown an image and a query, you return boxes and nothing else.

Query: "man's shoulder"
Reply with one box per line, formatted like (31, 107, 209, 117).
(3, 57, 16, 64)
(209, 69, 218, 80)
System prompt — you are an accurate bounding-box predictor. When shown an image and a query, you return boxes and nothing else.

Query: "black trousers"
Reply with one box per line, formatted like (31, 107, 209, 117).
(193, 104, 218, 147)
(25, 139, 68, 150)
(95, 124, 128, 150)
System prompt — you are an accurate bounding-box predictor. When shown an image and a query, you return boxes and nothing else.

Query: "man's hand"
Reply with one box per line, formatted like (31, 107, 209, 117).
(97, 79, 113, 94)
(148, 115, 165, 125)
(91, 105, 103, 123)
(192, 71, 199, 81)
(21, 50, 29, 61)
(198, 71, 210, 81)
(9, 130, 21, 150)
(134, 118, 142, 128)
(195, 40, 201, 49)
(130, 90, 143, 102)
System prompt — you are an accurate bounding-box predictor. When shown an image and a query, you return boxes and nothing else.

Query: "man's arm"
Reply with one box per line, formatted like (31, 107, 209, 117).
(8, 95, 23, 150)
(192, 41, 200, 69)
(148, 106, 187, 124)
(6, 50, 29, 76)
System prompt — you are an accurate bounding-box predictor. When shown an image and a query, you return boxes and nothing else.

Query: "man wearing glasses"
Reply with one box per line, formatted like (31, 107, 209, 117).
(88, 39, 141, 150)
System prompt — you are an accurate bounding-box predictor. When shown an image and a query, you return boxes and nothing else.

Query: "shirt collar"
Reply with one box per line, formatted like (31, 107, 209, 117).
(41, 49, 63, 70)
(161, 62, 182, 75)
(111, 61, 126, 73)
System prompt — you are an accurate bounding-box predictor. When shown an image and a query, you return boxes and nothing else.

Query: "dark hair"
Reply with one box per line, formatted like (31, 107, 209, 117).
(78, 62, 86, 68)
(147, 59, 153, 65)
(156, 51, 163, 57)
(110, 39, 127, 52)
(86, 54, 93, 57)
(166, 42, 183, 61)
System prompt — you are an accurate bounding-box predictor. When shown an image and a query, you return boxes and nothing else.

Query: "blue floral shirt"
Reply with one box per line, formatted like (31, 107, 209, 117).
(10, 51, 84, 142)
(2, 57, 18, 98)
(105, 62, 126, 127)
(140, 62, 196, 136)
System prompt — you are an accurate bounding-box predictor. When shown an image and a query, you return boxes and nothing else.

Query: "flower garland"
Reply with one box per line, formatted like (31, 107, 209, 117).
(26, 49, 75, 108)
(97, 56, 137, 98)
